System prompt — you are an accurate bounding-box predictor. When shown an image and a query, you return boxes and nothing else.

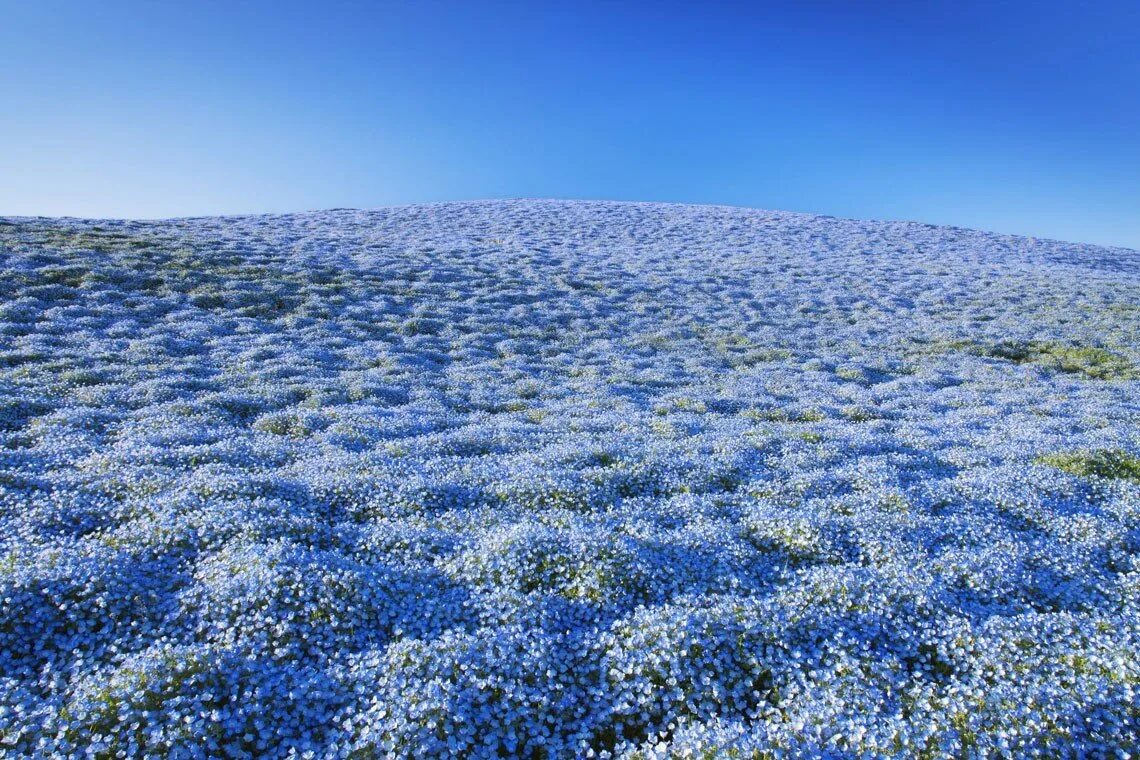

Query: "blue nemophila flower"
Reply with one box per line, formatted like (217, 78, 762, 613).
(1, 200, 1138, 756)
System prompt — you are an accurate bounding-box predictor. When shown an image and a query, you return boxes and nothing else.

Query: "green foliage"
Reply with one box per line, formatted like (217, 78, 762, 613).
(931, 339, 1137, 380)
(1044, 345, 1135, 379)
(996, 342, 1135, 380)
(1036, 448, 1140, 483)
(252, 412, 317, 438)
(840, 406, 880, 422)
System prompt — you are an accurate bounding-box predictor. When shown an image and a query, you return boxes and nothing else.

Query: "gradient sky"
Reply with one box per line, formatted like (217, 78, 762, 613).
(2, 1, 1138, 248)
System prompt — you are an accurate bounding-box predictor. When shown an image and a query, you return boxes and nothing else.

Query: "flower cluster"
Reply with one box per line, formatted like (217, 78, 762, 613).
(1, 201, 1138, 756)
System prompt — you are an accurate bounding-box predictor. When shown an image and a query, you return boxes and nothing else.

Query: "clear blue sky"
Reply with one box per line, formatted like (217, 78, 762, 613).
(2, 1, 1138, 248)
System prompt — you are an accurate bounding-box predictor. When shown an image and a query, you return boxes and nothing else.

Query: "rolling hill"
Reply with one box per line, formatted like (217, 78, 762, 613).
(1, 200, 1138, 756)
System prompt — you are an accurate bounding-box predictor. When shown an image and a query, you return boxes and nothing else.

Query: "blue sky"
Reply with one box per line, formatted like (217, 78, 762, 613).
(2, 1, 1138, 248)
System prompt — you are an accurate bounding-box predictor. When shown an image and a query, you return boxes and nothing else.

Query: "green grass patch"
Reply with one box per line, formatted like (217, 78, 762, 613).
(1036, 449, 1140, 484)
(918, 338, 1136, 380)
(990, 342, 1135, 380)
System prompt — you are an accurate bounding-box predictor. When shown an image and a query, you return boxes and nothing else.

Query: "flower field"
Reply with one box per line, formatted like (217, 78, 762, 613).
(1, 199, 1138, 757)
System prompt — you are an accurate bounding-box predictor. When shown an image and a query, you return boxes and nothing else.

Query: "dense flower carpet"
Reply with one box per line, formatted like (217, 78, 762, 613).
(1, 200, 1138, 757)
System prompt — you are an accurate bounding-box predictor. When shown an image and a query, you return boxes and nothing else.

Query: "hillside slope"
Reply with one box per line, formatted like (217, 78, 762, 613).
(1, 200, 1139, 756)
